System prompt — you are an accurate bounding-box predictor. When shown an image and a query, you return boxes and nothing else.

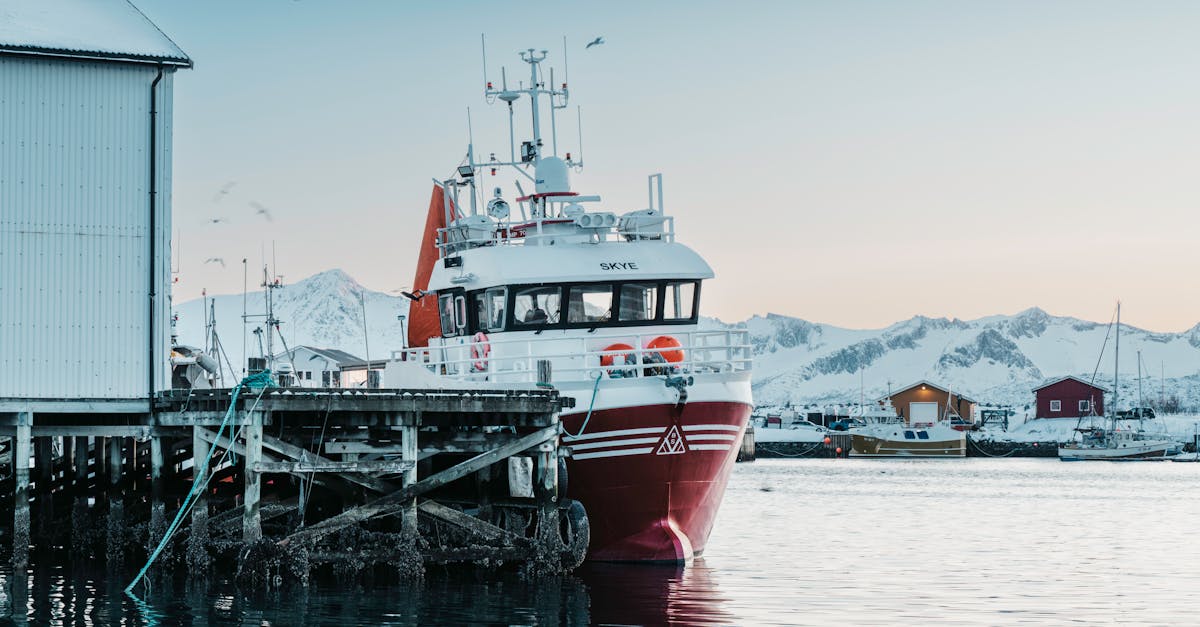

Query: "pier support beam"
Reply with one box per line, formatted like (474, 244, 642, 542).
(107, 436, 125, 569)
(188, 427, 211, 571)
(13, 412, 31, 571)
(35, 436, 53, 542)
(243, 410, 264, 544)
(401, 421, 418, 535)
(71, 436, 90, 556)
(148, 432, 168, 570)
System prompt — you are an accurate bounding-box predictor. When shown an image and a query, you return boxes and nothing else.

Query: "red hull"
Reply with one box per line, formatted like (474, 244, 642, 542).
(561, 401, 751, 562)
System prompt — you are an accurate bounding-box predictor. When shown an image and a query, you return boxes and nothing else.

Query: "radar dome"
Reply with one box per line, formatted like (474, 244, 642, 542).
(535, 157, 570, 195)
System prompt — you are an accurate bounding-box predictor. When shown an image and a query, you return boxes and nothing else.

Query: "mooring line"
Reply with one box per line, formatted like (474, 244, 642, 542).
(125, 371, 275, 596)
(561, 372, 603, 439)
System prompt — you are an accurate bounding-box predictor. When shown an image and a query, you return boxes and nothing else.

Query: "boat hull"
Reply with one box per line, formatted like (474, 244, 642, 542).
(560, 400, 751, 562)
(1058, 440, 1171, 461)
(850, 425, 966, 458)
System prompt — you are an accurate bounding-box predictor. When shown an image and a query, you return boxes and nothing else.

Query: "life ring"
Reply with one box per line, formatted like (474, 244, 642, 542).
(647, 335, 684, 363)
(599, 342, 636, 377)
(471, 331, 491, 371)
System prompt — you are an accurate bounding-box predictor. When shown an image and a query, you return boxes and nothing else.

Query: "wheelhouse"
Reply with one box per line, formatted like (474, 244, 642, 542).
(435, 279, 701, 337)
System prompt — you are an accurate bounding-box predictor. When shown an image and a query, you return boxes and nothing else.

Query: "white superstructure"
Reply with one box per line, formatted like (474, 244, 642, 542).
(0, 0, 190, 400)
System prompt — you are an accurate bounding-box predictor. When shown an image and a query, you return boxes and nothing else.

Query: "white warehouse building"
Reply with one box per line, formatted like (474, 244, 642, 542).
(0, 1, 191, 404)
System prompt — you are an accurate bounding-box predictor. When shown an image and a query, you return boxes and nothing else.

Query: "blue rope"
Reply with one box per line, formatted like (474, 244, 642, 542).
(562, 372, 603, 439)
(125, 371, 275, 595)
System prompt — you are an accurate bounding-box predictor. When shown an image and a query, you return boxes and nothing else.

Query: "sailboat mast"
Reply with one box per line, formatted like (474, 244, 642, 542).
(1112, 302, 1120, 433)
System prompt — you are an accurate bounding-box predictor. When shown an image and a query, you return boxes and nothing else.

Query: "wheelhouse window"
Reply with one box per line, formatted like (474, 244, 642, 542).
(568, 284, 613, 324)
(473, 287, 507, 333)
(664, 281, 697, 320)
(512, 286, 561, 328)
(618, 283, 658, 322)
(438, 294, 458, 337)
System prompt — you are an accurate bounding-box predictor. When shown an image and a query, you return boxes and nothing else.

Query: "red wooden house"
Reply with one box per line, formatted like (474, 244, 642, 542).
(1032, 376, 1107, 419)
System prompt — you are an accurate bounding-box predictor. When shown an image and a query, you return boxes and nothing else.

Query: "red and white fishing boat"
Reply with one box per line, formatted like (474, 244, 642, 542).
(398, 45, 752, 561)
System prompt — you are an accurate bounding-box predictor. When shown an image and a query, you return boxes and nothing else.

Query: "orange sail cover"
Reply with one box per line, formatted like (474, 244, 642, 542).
(407, 185, 453, 348)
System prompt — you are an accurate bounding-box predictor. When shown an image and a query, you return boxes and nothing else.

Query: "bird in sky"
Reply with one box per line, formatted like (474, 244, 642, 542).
(250, 201, 273, 221)
(207, 217, 227, 224)
(212, 181, 236, 203)
(586, 37, 605, 49)
(204, 257, 226, 267)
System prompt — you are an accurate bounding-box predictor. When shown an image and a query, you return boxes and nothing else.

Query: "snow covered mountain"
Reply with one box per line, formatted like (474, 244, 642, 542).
(173, 269, 409, 378)
(174, 269, 1200, 409)
(719, 309, 1200, 410)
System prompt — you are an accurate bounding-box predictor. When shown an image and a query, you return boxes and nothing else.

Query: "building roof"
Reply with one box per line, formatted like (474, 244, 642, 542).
(278, 346, 366, 368)
(0, 0, 191, 67)
(879, 379, 977, 404)
(1031, 375, 1109, 393)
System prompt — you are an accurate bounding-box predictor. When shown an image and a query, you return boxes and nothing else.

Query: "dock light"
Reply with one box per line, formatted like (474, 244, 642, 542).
(490, 168, 497, 176)
(487, 81, 493, 89)
(457, 165, 475, 179)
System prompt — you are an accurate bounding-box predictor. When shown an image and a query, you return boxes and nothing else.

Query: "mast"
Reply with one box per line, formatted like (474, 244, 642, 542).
(1112, 302, 1120, 437)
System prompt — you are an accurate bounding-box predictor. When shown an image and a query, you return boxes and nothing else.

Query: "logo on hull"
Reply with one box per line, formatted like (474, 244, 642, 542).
(656, 425, 687, 455)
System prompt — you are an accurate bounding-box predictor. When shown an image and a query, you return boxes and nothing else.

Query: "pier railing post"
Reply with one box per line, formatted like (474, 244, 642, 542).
(188, 426, 211, 570)
(13, 412, 32, 571)
(243, 409, 264, 544)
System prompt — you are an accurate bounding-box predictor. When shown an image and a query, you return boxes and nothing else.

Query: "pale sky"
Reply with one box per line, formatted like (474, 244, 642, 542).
(138, 0, 1200, 332)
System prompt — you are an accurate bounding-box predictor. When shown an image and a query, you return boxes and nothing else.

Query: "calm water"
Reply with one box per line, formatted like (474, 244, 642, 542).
(2, 458, 1199, 625)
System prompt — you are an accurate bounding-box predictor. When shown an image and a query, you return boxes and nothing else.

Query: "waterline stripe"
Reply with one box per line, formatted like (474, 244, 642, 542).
(567, 437, 662, 451)
(688, 444, 732, 451)
(563, 426, 665, 443)
(572, 447, 655, 461)
(682, 424, 740, 432)
(684, 434, 737, 442)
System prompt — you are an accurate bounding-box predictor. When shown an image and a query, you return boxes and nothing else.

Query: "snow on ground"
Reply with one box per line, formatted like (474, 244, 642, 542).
(982, 415, 1200, 443)
(754, 426, 827, 443)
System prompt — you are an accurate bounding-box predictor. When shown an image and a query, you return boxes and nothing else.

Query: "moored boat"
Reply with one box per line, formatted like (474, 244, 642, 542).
(396, 45, 753, 561)
(848, 400, 966, 457)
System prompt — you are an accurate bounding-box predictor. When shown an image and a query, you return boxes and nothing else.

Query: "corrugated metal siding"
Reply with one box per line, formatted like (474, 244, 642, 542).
(0, 56, 174, 399)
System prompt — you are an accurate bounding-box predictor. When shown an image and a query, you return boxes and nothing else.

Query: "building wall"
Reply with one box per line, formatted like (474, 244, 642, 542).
(0, 55, 176, 399)
(1035, 380, 1104, 419)
(889, 385, 976, 425)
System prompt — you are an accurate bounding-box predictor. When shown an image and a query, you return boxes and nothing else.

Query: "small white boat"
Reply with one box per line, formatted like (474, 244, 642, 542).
(849, 400, 966, 457)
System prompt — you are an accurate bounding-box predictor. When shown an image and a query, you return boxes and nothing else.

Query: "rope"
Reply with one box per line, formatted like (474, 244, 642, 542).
(125, 370, 276, 595)
(562, 372, 603, 438)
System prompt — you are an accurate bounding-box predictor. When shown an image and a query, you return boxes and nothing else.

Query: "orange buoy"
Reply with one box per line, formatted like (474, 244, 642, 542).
(823, 436, 831, 444)
(835, 447, 843, 455)
(647, 335, 684, 363)
(600, 343, 635, 367)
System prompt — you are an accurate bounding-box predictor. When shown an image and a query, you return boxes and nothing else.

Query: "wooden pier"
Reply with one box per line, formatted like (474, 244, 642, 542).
(0, 382, 585, 585)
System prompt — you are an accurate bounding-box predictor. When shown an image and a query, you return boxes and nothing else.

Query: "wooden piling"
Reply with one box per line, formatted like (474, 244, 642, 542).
(243, 410, 264, 543)
(13, 412, 31, 571)
(400, 419, 418, 535)
(188, 426, 211, 570)
(107, 436, 125, 568)
(149, 431, 167, 567)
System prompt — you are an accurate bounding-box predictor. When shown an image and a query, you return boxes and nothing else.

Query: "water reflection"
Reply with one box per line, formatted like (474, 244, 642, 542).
(0, 557, 734, 626)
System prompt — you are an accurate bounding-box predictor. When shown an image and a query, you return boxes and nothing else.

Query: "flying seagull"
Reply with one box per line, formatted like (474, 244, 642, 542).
(207, 217, 227, 224)
(250, 201, 273, 221)
(586, 37, 605, 49)
(212, 181, 237, 203)
(204, 257, 226, 268)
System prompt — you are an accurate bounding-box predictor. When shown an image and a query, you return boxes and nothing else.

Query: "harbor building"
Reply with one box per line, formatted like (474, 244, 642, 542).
(1032, 376, 1106, 420)
(881, 380, 977, 426)
(0, 0, 191, 404)
(271, 346, 386, 388)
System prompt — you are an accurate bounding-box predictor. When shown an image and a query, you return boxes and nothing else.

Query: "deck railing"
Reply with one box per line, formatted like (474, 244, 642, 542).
(394, 328, 751, 384)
